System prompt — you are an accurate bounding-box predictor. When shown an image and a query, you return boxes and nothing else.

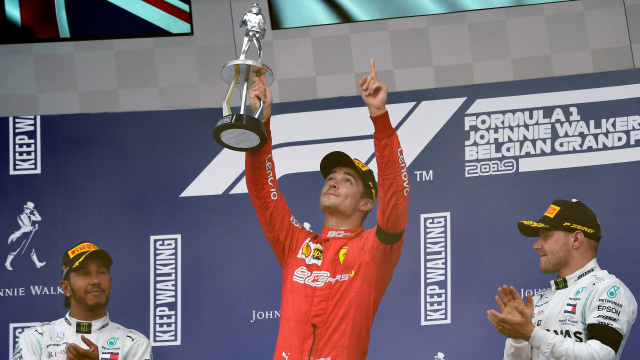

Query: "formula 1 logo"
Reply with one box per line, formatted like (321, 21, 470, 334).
(180, 100, 465, 197)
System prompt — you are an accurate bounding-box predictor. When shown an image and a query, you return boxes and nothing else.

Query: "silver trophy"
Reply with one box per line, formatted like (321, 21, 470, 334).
(214, 3, 274, 152)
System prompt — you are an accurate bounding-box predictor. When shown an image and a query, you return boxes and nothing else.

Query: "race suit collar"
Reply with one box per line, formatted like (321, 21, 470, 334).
(64, 312, 110, 334)
(320, 226, 364, 239)
(551, 258, 600, 290)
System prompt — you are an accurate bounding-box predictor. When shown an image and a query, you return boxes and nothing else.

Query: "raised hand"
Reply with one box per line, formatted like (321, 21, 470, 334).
(359, 59, 387, 117)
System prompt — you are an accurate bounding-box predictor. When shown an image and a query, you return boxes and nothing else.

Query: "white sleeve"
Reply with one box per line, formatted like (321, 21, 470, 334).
(122, 331, 153, 360)
(529, 327, 616, 360)
(504, 338, 531, 360)
(13, 328, 44, 360)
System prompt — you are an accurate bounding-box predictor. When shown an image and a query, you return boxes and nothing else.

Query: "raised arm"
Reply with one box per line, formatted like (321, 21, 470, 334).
(360, 59, 410, 241)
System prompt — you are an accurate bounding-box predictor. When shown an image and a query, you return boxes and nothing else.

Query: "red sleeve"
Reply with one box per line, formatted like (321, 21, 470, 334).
(245, 117, 312, 267)
(372, 111, 410, 236)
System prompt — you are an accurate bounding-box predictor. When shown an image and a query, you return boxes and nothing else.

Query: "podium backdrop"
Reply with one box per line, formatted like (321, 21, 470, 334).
(2, 68, 640, 359)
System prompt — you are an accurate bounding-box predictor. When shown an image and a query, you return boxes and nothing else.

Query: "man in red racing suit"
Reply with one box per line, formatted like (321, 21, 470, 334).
(245, 59, 410, 360)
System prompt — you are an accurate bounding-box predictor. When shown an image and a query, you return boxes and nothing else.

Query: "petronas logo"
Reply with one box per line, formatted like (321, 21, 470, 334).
(107, 337, 119, 347)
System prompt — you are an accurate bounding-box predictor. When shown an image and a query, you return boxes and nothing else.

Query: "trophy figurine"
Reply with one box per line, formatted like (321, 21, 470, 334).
(214, 3, 274, 152)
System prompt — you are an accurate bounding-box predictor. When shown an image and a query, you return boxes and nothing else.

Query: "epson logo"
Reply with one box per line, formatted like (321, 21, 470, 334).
(180, 100, 465, 197)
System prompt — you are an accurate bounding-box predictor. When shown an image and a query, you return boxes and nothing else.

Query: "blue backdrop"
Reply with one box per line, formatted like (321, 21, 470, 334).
(2, 68, 640, 359)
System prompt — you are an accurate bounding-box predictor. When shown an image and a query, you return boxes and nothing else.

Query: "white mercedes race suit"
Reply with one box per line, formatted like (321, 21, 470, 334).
(13, 312, 152, 360)
(504, 258, 637, 360)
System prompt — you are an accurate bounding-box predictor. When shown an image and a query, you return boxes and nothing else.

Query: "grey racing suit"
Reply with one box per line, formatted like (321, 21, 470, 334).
(504, 258, 637, 360)
(13, 312, 152, 360)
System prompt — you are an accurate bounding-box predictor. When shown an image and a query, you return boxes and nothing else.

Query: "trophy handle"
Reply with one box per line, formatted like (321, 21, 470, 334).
(254, 100, 264, 120)
(221, 60, 273, 119)
(238, 74, 264, 120)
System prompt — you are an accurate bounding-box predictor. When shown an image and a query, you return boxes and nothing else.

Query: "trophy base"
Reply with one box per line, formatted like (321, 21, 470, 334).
(213, 114, 267, 152)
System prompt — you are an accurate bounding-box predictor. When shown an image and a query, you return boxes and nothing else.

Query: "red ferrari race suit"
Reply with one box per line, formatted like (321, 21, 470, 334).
(246, 111, 410, 360)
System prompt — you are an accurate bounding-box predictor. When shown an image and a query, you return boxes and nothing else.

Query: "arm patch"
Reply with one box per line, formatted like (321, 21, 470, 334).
(586, 323, 624, 354)
(376, 225, 404, 245)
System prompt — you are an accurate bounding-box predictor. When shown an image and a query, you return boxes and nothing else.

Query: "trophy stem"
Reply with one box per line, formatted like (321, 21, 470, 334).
(223, 67, 241, 116)
(239, 78, 249, 115)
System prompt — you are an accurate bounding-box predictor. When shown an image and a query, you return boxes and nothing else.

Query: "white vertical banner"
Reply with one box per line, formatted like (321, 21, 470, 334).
(150, 235, 181, 346)
(421, 213, 452, 326)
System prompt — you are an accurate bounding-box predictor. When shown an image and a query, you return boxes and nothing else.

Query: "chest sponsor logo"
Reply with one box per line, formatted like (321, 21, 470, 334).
(106, 337, 119, 347)
(101, 351, 120, 360)
(558, 315, 579, 327)
(50, 332, 65, 342)
(564, 302, 577, 315)
(297, 239, 323, 266)
(597, 305, 621, 316)
(292, 266, 350, 287)
(598, 298, 623, 308)
(339, 247, 348, 264)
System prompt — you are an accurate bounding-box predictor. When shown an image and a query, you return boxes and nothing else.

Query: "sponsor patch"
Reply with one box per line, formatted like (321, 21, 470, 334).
(339, 247, 348, 264)
(297, 239, 323, 266)
(101, 352, 120, 360)
(520, 220, 547, 228)
(544, 205, 560, 218)
(68, 243, 99, 258)
(76, 322, 92, 334)
(564, 303, 577, 315)
(292, 266, 350, 287)
(352, 158, 370, 171)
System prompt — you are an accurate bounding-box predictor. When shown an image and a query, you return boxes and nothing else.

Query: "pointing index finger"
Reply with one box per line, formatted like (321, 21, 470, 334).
(81, 335, 97, 349)
(369, 58, 377, 79)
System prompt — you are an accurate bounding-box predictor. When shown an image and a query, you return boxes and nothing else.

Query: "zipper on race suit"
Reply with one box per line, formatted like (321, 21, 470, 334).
(307, 325, 316, 360)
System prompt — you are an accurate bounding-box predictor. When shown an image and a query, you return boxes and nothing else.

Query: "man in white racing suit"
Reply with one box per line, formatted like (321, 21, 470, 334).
(12, 242, 152, 360)
(487, 199, 637, 360)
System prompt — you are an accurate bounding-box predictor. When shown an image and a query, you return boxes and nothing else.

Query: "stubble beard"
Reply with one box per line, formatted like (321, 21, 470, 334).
(69, 285, 111, 311)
